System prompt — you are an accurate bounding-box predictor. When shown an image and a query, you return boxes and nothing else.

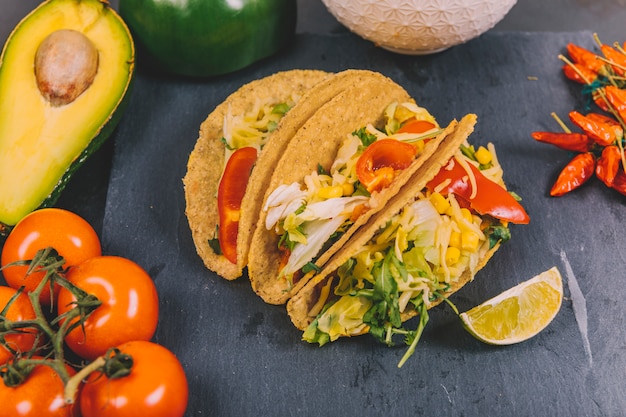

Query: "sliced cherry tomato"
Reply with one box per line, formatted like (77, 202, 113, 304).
(217, 147, 258, 264)
(0, 286, 37, 365)
(0, 358, 79, 417)
(80, 340, 188, 417)
(550, 152, 596, 197)
(397, 119, 436, 134)
(1, 208, 101, 306)
(57, 256, 159, 361)
(426, 157, 530, 224)
(356, 139, 417, 193)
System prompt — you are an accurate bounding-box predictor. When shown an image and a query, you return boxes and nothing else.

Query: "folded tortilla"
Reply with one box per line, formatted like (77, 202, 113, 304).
(247, 71, 458, 305)
(286, 114, 506, 335)
(183, 70, 330, 280)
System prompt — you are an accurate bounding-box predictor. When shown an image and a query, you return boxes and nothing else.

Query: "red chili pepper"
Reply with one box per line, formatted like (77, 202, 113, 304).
(356, 139, 417, 193)
(426, 157, 530, 224)
(550, 152, 596, 197)
(603, 85, 626, 123)
(217, 146, 258, 263)
(568, 110, 616, 146)
(611, 168, 626, 196)
(586, 112, 623, 140)
(531, 131, 593, 152)
(600, 44, 626, 76)
(595, 145, 622, 187)
(562, 63, 597, 84)
(593, 91, 611, 113)
(567, 43, 605, 74)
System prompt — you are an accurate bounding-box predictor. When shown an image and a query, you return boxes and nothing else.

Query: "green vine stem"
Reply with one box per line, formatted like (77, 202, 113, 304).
(0, 247, 102, 387)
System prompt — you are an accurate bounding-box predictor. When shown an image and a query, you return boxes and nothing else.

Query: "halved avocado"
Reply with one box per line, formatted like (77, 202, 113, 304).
(0, 0, 134, 227)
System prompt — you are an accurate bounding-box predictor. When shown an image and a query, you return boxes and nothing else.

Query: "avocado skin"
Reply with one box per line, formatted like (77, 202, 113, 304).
(119, 0, 297, 77)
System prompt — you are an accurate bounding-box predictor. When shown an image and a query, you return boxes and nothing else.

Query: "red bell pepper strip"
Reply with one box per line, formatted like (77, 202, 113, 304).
(596, 145, 622, 187)
(356, 139, 417, 193)
(567, 43, 605, 74)
(426, 157, 530, 224)
(568, 110, 616, 146)
(550, 152, 596, 197)
(217, 146, 258, 263)
(531, 131, 593, 153)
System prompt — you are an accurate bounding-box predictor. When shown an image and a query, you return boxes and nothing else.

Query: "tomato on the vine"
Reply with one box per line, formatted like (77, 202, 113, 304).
(0, 358, 79, 417)
(57, 256, 159, 360)
(1, 208, 102, 305)
(80, 340, 188, 417)
(0, 286, 37, 365)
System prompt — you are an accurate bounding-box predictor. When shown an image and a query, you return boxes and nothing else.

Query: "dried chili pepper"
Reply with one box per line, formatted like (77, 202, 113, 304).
(600, 44, 626, 76)
(568, 110, 616, 146)
(562, 63, 597, 84)
(611, 169, 626, 196)
(550, 152, 596, 197)
(567, 43, 605, 74)
(595, 145, 622, 187)
(604, 85, 626, 123)
(531, 131, 593, 152)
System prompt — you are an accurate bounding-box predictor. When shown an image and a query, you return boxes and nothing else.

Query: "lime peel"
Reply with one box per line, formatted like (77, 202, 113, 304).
(459, 266, 563, 345)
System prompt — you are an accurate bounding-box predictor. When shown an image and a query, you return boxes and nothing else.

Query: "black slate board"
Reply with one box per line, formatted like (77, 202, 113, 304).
(101, 31, 626, 417)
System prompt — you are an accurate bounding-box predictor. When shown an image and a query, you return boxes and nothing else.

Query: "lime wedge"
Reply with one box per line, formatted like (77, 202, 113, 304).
(460, 267, 563, 345)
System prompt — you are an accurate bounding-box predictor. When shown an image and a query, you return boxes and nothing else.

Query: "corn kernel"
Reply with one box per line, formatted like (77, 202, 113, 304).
(341, 182, 355, 196)
(461, 232, 480, 251)
(430, 192, 450, 214)
(475, 146, 492, 165)
(318, 185, 343, 199)
(445, 246, 461, 265)
(414, 140, 425, 154)
(449, 231, 462, 249)
(460, 208, 473, 224)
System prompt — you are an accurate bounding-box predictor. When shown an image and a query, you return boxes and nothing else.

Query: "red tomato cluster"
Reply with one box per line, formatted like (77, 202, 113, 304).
(0, 208, 188, 417)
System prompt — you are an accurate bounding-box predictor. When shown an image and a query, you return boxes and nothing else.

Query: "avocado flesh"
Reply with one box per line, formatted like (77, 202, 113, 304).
(0, 0, 134, 226)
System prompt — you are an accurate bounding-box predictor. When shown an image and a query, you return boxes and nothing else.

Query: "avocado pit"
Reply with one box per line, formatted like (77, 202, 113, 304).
(35, 29, 99, 106)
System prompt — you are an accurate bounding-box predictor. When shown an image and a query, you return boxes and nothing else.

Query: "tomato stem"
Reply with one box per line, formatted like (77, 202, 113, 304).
(63, 355, 105, 404)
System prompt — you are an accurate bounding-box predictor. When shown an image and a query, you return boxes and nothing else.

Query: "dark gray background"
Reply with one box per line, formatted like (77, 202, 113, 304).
(2, 2, 626, 417)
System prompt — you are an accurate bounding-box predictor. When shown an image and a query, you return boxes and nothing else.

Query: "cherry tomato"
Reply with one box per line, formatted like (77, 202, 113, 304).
(0, 358, 79, 417)
(1, 208, 101, 305)
(397, 119, 436, 134)
(217, 146, 258, 264)
(356, 139, 417, 193)
(57, 256, 159, 361)
(80, 340, 188, 417)
(0, 286, 37, 365)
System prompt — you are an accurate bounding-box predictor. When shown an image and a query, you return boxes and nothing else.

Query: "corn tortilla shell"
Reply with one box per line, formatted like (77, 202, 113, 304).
(287, 113, 504, 332)
(183, 70, 330, 280)
(248, 71, 455, 305)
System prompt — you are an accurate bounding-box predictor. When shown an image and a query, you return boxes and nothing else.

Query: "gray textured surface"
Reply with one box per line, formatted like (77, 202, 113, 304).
(101, 31, 626, 417)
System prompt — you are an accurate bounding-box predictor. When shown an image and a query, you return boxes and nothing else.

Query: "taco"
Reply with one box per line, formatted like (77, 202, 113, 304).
(247, 72, 462, 305)
(285, 114, 530, 365)
(183, 69, 331, 280)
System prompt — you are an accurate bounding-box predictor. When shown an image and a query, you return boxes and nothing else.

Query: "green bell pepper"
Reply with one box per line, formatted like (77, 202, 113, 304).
(119, 0, 297, 77)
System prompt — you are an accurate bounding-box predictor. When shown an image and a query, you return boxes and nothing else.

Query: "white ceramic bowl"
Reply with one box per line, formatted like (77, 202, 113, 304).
(321, 0, 517, 55)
